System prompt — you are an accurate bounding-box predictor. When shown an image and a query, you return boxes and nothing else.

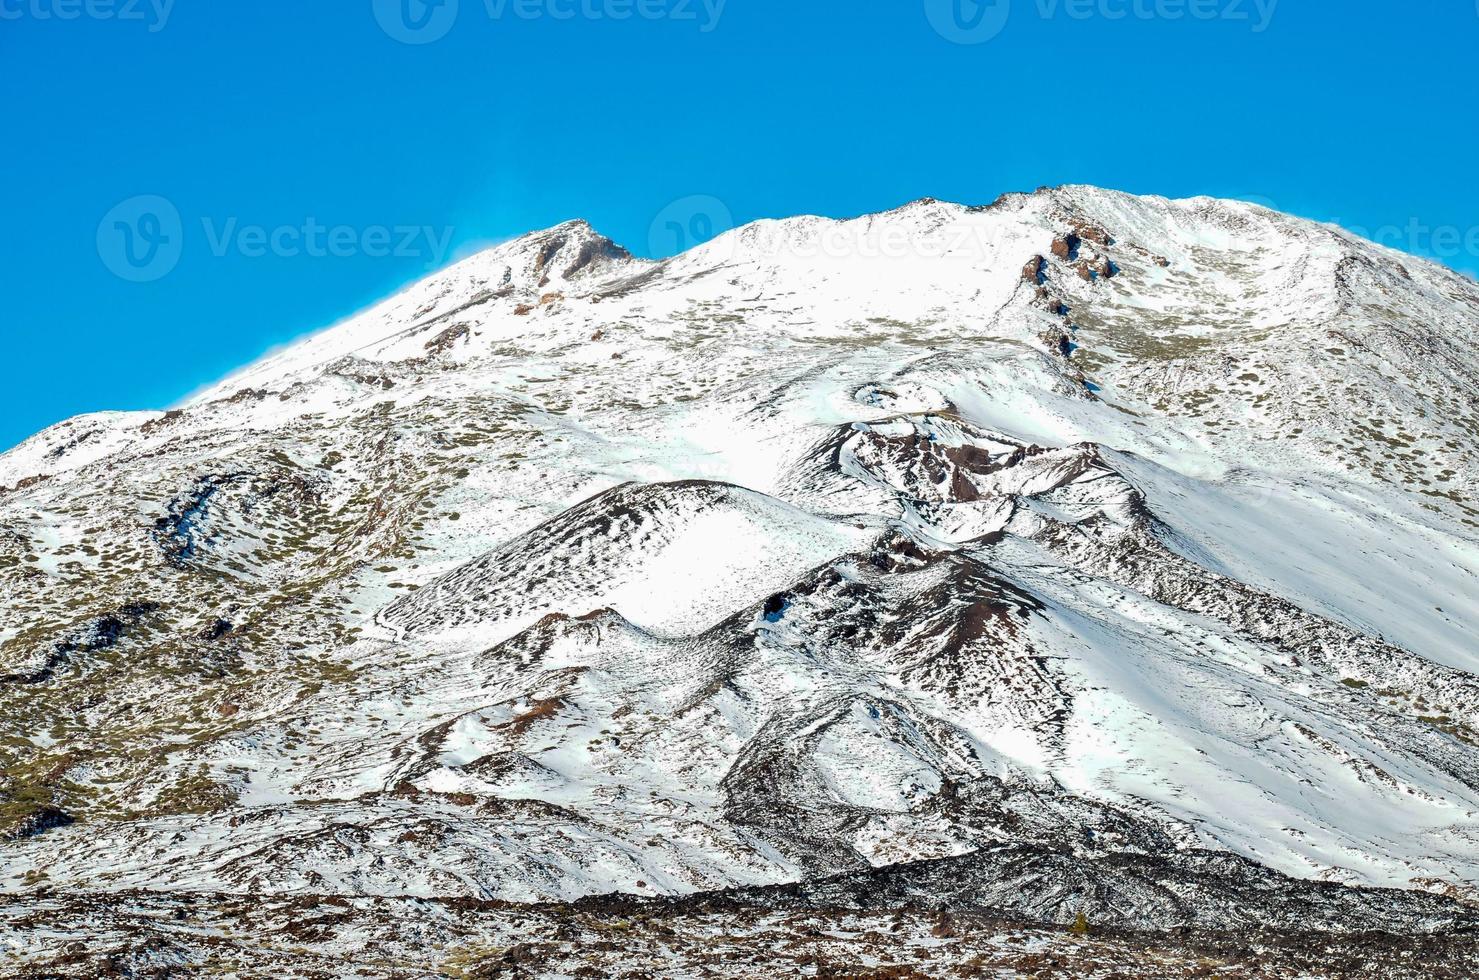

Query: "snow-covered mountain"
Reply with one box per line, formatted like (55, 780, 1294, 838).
(3, 186, 1478, 974)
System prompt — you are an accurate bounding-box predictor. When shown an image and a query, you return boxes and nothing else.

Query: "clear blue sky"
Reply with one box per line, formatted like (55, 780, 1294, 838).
(2, 1, 1476, 451)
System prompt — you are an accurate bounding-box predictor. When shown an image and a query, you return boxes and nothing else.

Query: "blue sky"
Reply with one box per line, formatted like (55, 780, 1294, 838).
(1, 1, 1476, 451)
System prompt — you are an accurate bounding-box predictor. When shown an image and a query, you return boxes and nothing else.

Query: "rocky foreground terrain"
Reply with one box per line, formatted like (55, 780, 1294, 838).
(6, 888, 1478, 978)
(1, 186, 1477, 976)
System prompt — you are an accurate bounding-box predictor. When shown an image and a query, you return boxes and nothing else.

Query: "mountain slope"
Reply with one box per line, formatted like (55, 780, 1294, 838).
(2, 187, 1478, 964)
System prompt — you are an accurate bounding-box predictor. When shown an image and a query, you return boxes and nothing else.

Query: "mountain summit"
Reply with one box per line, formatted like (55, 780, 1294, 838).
(3, 186, 1478, 975)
